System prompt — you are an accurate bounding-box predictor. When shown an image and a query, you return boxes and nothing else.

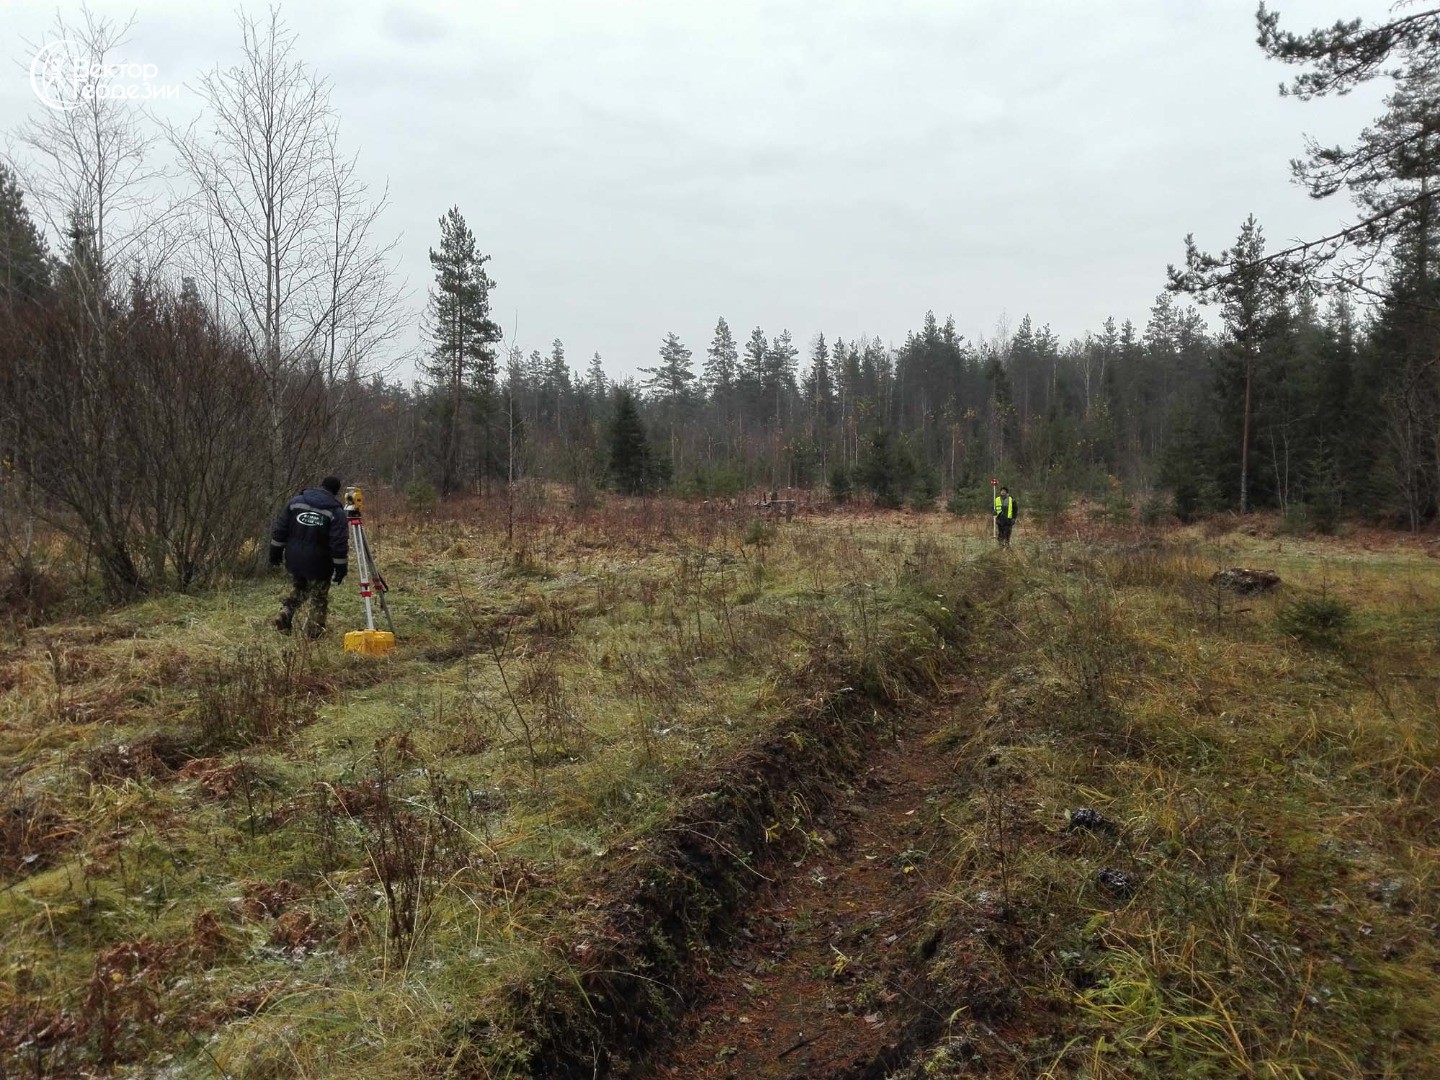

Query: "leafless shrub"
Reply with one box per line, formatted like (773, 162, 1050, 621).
(616, 648, 684, 711)
(517, 651, 590, 762)
(326, 747, 479, 957)
(83, 938, 178, 1066)
(2, 282, 274, 596)
(0, 563, 65, 624)
(191, 644, 321, 752)
(1042, 582, 1134, 710)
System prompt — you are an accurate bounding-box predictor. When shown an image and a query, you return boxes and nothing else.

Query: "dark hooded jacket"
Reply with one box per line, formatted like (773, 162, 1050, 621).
(270, 487, 348, 581)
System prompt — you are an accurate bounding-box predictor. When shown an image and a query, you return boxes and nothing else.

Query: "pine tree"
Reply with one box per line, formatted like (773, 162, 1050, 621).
(501, 346, 527, 487)
(544, 338, 571, 426)
(986, 352, 1019, 465)
(640, 331, 696, 403)
(523, 348, 546, 427)
(1181, 9, 1440, 294)
(742, 327, 768, 381)
(704, 317, 738, 398)
(764, 329, 799, 427)
(608, 388, 652, 495)
(805, 332, 835, 463)
(422, 206, 500, 494)
(704, 317, 739, 452)
(1214, 216, 1280, 513)
(586, 351, 607, 398)
(1311, 293, 1363, 512)
(639, 331, 696, 473)
(1256, 5, 1440, 284)
(833, 336, 857, 465)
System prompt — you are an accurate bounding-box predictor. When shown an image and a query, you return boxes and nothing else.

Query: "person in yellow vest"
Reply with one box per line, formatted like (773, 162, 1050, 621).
(994, 485, 1018, 547)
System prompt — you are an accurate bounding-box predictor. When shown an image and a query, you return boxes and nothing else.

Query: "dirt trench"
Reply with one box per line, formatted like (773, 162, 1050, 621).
(638, 685, 968, 1079)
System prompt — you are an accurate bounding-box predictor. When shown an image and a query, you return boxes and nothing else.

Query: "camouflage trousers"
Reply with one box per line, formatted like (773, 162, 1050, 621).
(277, 577, 331, 638)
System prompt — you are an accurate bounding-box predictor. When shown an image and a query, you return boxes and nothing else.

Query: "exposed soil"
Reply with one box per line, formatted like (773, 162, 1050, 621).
(640, 684, 969, 1079)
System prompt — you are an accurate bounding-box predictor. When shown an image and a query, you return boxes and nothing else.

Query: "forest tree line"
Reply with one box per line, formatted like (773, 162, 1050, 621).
(393, 247, 1385, 529)
(365, 195, 1428, 536)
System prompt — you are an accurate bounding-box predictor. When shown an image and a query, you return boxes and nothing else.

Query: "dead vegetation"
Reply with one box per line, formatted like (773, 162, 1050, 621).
(865, 536, 1440, 1079)
(0, 494, 985, 1075)
(1, 497, 1436, 1075)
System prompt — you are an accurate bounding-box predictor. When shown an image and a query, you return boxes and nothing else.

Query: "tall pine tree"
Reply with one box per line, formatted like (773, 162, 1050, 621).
(422, 206, 500, 495)
(640, 331, 696, 473)
(1214, 216, 1280, 513)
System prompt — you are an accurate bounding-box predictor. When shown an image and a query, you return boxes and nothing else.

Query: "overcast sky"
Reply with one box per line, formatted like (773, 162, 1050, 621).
(2, 0, 1398, 381)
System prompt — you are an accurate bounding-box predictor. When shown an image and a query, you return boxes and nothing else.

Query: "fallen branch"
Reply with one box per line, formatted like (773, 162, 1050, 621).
(778, 1032, 823, 1059)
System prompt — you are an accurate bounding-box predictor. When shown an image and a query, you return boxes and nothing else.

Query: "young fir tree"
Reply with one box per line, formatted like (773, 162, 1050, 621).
(422, 206, 500, 495)
(859, 426, 906, 509)
(608, 388, 652, 495)
(0, 163, 51, 304)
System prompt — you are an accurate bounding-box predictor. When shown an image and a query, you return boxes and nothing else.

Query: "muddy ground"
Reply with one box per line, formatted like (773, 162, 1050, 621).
(640, 685, 970, 1078)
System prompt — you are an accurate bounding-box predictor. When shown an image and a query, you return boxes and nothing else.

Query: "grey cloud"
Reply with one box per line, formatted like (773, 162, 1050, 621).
(1, 0, 1402, 375)
(380, 4, 448, 45)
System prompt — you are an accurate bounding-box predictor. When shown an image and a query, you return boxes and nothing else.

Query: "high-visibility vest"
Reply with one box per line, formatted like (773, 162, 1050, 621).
(994, 495, 1014, 519)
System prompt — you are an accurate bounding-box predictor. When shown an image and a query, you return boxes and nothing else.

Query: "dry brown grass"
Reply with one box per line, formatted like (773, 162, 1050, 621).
(0, 492, 973, 1076)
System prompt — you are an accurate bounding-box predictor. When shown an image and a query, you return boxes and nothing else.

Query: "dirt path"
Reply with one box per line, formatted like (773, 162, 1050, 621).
(640, 686, 966, 1079)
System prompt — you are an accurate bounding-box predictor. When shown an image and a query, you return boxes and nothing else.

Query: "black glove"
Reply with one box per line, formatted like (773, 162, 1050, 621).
(269, 547, 283, 569)
(332, 564, 347, 585)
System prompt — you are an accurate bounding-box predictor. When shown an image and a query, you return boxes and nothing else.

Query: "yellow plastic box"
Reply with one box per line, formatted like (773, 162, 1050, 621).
(343, 629, 395, 656)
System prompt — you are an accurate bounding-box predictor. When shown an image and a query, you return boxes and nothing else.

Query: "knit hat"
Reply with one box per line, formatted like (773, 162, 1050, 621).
(321, 476, 342, 495)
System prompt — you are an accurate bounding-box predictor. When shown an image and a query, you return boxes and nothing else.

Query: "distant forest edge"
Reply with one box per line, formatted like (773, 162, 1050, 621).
(2, 4, 1439, 600)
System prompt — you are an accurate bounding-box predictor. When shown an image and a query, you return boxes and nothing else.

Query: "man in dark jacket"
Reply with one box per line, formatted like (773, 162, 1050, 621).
(270, 476, 349, 638)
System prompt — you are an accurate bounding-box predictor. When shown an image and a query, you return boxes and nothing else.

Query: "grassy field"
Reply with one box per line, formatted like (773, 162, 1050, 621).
(1, 495, 1437, 1076)
(900, 524, 1440, 1078)
(0, 494, 970, 1076)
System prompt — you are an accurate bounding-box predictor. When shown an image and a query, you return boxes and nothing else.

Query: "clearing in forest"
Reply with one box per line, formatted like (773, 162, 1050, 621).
(1, 499, 1437, 1078)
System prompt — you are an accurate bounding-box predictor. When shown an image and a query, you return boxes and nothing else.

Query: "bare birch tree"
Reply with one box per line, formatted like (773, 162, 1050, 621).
(169, 8, 403, 500)
(11, 8, 165, 300)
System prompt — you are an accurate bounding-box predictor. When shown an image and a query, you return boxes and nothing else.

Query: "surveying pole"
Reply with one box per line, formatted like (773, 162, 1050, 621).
(991, 477, 999, 540)
(342, 487, 396, 656)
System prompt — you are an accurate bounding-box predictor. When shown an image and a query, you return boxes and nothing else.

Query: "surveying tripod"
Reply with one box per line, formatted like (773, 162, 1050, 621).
(342, 487, 396, 655)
